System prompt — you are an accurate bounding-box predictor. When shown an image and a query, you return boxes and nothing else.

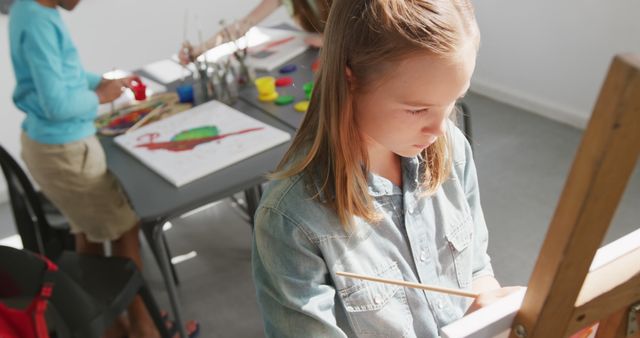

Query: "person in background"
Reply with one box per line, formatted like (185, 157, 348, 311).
(178, 0, 331, 64)
(251, 0, 522, 336)
(8, 0, 199, 337)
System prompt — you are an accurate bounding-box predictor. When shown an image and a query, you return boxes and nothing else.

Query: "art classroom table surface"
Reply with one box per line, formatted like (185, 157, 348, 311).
(99, 97, 294, 224)
(239, 48, 319, 130)
(98, 46, 299, 338)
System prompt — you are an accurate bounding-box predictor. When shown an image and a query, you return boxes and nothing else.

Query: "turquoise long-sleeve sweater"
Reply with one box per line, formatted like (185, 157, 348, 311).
(9, 0, 101, 144)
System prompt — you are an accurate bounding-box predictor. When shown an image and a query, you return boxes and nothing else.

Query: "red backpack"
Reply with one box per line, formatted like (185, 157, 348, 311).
(0, 254, 57, 338)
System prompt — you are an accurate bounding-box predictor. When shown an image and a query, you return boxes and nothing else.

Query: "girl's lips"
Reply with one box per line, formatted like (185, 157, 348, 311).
(413, 138, 437, 149)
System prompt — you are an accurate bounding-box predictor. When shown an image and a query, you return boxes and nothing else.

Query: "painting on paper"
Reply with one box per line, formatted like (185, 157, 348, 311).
(114, 100, 291, 187)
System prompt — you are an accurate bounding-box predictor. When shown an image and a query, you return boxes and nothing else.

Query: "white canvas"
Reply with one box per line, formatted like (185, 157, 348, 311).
(114, 100, 291, 187)
(440, 229, 640, 338)
(140, 59, 193, 85)
(241, 26, 309, 71)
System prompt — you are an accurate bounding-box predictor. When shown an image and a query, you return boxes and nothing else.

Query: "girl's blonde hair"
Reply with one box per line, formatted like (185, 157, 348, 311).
(274, 0, 479, 227)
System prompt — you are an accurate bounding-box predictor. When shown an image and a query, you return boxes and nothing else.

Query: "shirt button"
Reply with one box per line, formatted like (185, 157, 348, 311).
(374, 295, 383, 304)
(420, 251, 426, 262)
(437, 301, 443, 309)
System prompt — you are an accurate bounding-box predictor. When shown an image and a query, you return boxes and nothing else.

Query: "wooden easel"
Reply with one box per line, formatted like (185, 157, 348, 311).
(509, 54, 640, 337)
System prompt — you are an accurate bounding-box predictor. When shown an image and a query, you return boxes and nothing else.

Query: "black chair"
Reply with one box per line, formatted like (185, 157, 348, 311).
(0, 145, 74, 259)
(456, 101, 473, 150)
(0, 144, 183, 287)
(0, 245, 171, 338)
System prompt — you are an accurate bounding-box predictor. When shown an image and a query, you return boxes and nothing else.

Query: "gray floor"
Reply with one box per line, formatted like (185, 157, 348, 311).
(1, 92, 638, 337)
(465, 93, 639, 287)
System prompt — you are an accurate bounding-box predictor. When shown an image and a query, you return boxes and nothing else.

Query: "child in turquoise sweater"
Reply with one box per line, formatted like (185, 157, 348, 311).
(9, 0, 198, 337)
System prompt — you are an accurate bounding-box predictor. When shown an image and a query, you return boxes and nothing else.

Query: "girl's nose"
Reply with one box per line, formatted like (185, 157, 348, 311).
(421, 117, 447, 137)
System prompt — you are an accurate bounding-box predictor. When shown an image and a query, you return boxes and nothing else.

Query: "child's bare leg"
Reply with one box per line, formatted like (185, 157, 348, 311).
(74, 233, 103, 256)
(76, 234, 129, 338)
(100, 314, 130, 338)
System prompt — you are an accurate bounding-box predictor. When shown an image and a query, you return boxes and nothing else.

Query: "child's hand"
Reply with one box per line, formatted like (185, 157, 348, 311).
(178, 41, 199, 65)
(465, 286, 525, 314)
(118, 76, 136, 88)
(95, 78, 125, 104)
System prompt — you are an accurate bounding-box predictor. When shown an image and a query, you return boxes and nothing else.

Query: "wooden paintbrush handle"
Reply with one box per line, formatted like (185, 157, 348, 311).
(336, 271, 479, 298)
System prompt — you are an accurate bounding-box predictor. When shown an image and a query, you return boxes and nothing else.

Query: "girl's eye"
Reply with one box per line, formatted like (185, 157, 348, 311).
(407, 108, 428, 115)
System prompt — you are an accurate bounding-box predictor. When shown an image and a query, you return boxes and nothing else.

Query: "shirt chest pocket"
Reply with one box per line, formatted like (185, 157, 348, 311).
(336, 262, 415, 338)
(445, 219, 473, 289)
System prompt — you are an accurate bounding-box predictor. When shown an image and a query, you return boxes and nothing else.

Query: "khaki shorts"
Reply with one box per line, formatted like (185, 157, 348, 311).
(21, 133, 139, 242)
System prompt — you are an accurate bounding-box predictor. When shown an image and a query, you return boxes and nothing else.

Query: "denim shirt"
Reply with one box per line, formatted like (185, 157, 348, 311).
(252, 126, 494, 338)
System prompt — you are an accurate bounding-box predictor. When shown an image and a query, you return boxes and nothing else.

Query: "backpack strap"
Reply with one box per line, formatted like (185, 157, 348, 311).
(29, 255, 58, 338)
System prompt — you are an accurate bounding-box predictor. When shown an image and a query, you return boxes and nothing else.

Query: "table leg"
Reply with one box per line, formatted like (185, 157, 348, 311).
(142, 225, 180, 285)
(162, 230, 180, 286)
(149, 223, 188, 338)
(244, 184, 263, 227)
(458, 101, 473, 151)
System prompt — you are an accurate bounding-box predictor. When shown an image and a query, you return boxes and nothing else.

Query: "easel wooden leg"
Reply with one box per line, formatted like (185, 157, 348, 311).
(596, 304, 640, 338)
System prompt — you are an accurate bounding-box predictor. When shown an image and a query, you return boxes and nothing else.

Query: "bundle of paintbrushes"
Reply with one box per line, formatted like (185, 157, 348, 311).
(182, 17, 255, 104)
(95, 93, 192, 136)
(223, 19, 254, 86)
(214, 59, 240, 105)
(193, 53, 215, 102)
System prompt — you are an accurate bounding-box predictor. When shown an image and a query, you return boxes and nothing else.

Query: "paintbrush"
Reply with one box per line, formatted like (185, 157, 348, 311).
(336, 271, 480, 298)
(126, 103, 166, 133)
(110, 67, 117, 113)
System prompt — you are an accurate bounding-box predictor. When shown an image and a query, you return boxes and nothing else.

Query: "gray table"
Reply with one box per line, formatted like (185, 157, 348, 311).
(239, 49, 320, 130)
(100, 102, 292, 221)
(100, 95, 293, 338)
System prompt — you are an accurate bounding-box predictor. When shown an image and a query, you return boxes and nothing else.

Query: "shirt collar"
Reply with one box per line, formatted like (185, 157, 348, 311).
(367, 156, 423, 197)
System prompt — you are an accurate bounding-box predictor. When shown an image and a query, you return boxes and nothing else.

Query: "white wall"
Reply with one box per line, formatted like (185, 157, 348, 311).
(472, 1, 640, 129)
(0, 13, 20, 203)
(0, 0, 290, 203)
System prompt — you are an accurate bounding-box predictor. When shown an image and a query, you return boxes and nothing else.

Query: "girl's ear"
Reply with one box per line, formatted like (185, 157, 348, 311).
(346, 66, 355, 91)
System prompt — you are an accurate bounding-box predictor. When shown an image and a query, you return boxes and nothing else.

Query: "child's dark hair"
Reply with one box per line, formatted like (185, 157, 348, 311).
(291, 0, 332, 33)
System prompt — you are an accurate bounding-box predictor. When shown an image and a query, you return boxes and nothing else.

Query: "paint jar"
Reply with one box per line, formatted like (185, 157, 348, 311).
(176, 84, 194, 103)
(235, 57, 255, 86)
(130, 77, 147, 100)
(216, 67, 239, 106)
(255, 76, 278, 102)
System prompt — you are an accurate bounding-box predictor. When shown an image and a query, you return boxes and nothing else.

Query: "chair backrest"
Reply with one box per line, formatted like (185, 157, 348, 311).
(0, 145, 63, 258)
(0, 246, 46, 299)
(0, 246, 97, 337)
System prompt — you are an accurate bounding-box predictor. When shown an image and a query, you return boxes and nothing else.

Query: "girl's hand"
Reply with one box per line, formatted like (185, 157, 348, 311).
(466, 286, 525, 314)
(178, 41, 199, 65)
